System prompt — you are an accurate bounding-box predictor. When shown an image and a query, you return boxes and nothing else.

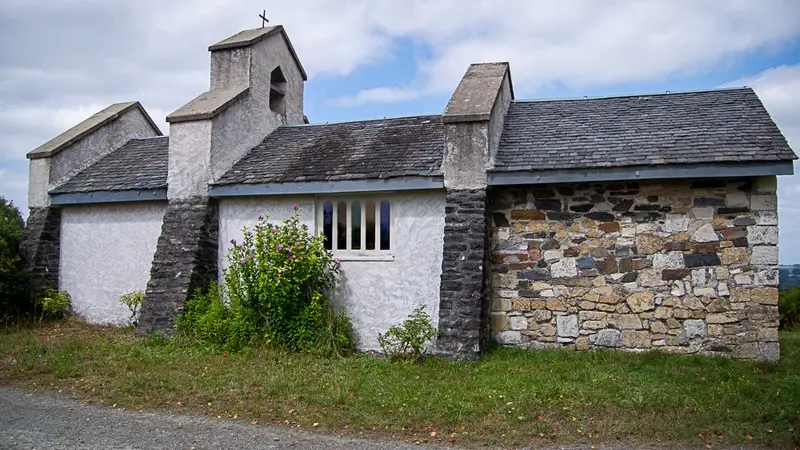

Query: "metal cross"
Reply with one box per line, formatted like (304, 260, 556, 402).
(259, 10, 269, 28)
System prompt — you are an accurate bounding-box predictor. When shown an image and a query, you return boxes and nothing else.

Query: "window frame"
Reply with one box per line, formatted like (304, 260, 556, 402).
(316, 195, 394, 262)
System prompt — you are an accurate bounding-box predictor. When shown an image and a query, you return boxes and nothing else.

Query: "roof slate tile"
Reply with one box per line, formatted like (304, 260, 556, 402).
(494, 88, 796, 172)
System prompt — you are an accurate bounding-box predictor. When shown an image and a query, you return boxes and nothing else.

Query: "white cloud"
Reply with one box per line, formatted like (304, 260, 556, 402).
(1, 0, 800, 257)
(330, 87, 422, 107)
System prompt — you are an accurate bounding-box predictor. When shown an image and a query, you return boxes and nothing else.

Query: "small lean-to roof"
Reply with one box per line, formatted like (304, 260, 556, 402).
(51, 136, 168, 194)
(214, 115, 444, 185)
(493, 88, 797, 173)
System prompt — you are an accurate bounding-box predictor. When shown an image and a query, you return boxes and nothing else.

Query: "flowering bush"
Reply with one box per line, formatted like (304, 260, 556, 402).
(178, 206, 352, 354)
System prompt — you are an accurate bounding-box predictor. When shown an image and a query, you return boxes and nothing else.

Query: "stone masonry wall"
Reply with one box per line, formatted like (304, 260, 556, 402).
(20, 207, 62, 301)
(489, 177, 780, 361)
(438, 189, 491, 359)
(138, 198, 219, 335)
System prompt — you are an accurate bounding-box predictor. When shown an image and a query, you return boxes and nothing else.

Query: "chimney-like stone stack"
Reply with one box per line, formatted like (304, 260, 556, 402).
(437, 63, 513, 359)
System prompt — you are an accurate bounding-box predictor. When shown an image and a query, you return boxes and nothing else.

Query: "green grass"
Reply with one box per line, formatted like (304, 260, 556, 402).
(1, 321, 799, 448)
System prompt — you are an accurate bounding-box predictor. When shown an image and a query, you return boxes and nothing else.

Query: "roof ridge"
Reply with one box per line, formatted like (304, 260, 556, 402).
(513, 87, 753, 104)
(284, 113, 442, 128)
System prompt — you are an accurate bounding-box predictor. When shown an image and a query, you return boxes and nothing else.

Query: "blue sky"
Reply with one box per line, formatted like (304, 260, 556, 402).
(1, 1, 799, 261)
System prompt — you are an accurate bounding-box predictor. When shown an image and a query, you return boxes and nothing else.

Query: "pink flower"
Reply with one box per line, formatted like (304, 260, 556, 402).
(277, 245, 283, 251)
(240, 258, 246, 265)
(292, 203, 299, 210)
(294, 241, 300, 247)
(289, 255, 296, 261)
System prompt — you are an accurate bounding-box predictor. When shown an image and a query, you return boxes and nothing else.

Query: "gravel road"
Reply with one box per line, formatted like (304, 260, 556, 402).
(0, 387, 432, 450)
(1, 386, 763, 449)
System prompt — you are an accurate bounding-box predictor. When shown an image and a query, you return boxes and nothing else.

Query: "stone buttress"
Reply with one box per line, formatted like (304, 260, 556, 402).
(437, 63, 513, 359)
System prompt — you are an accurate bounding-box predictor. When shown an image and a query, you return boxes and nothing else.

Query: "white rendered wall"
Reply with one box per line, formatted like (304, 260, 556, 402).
(59, 202, 166, 324)
(218, 191, 446, 351)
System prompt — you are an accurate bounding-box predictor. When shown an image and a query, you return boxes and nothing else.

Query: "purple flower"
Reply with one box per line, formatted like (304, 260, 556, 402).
(271, 228, 277, 234)
(240, 258, 246, 265)
(290, 255, 296, 261)
(230, 239, 236, 245)
(277, 245, 283, 251)
(294, 241, 300, 247)
(258, 215, 264, 221)
(248, 253, 255, 259)
(333, 257, 341, 264)
(292, 203, 299, 210)
(246, 231, 253, 237)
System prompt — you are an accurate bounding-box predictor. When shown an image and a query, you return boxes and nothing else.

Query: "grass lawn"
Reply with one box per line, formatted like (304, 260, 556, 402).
(1, 322, 798, 448)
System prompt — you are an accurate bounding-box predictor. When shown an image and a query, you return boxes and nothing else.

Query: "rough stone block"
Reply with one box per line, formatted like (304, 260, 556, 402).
(621, 330, 652, 348)
(550, 258, 578, 278)
(684, 254, 721, 268)
(692, 223, 719, 243)
(636, 234, 663, 254)
(626, 291, 655, 313)
(750, 194, 777, 211)
(750, 246, 778, 266)
(706, 313, 739, 324)
(665, 214, 690, 232)
(720, 247, 748, 265)
(495, 331, 522, 344)
(755, 211, 778, 226)
(751, 287, 779, 305)
(756, 342, 780, 362)
(754, 269, 779, 286)
(706, 298, 731, 313)
(653, 251, 685, 270)
(611, 314, 643, 329)
(491, 314, 509, 331)
(747, 226, 778, 245)
(557, 314, 579, 338)
(595, 329, 621, 347)
(692, 206, 714, 220)
(509, 316, 528, 331)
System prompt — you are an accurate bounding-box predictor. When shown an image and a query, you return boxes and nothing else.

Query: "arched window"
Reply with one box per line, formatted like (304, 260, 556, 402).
(269, 66, 286, 114)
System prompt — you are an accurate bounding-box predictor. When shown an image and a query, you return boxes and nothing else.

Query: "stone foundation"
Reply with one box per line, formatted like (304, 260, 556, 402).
(438, 189, 491, 359)
(138, 198, 219, 334)
(20, 207, 62, 300)
(489, 177, 780, 361)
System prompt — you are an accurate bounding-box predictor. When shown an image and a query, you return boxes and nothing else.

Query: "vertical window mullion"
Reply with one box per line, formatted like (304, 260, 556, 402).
(331, 202, 338, 251)
(346, 200, 352, 250)
(375, 203, 381, 250)
(361, 201, 367, 250)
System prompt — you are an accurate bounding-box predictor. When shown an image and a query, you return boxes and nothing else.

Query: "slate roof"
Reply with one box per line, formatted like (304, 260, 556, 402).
(214, 115, 444, 185)
(493, 88, 797, 172)
(51, 136, 168, 193)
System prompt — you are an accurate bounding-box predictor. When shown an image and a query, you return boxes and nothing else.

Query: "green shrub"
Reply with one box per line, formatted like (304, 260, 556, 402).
(118, 291, 144, 326)
(377, 305, 437, 362)
(0, 197, 29, 322)
(177, 207, 352, 355)
(39, 289, 71, 322)
(779, 286, 800, 331)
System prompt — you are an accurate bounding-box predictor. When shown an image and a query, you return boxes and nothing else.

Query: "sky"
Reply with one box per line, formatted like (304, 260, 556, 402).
(1, 1, 799, 261)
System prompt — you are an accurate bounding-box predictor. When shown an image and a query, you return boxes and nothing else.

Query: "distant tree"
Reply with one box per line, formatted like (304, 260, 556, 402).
(0, 197, 29, 321)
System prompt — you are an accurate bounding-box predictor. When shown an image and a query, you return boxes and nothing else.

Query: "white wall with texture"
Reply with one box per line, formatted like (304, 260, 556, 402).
(217, 191, 446, 351)
(59, 202, 166, 324)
